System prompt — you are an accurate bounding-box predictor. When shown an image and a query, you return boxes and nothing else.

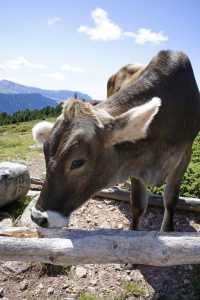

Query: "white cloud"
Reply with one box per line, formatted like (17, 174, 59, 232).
(1, 57, 48, 71)
(60, 65, 85, 72)
(41, 72, 65, 80)
(124, 28, 168, 45)
(5, 78, 24, 84)
(78, 8, 168, 45)
(48, 17, 62, 26)
(0, 64, 7, 71)
(78, 8, 122, 41)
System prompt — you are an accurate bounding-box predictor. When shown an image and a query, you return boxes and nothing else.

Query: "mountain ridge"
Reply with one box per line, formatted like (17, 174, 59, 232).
(0, 93, 59, 115)
(0, 80, 92, 101)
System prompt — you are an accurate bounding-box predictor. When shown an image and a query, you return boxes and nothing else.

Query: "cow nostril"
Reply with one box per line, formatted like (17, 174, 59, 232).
(38, 217, 48, 227)
(31, 214, 48, 228)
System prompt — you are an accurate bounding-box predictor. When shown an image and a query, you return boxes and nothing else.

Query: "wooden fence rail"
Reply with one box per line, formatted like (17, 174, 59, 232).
(0, 227, 200, 266)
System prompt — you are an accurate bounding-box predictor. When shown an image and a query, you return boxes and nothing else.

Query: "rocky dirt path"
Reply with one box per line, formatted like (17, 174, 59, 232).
(0, 159, 200, 300)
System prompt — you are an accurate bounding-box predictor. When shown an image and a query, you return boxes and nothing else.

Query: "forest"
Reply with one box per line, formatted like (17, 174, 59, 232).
(0, 103, 62, 125)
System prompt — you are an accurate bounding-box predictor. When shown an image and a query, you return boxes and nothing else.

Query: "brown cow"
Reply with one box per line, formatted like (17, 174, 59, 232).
(107, 63, 147, 98)
(31, 51, 200, 242)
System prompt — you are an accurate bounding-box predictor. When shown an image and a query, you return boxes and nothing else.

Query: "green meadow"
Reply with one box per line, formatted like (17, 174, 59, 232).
(0, 117, 56, 162)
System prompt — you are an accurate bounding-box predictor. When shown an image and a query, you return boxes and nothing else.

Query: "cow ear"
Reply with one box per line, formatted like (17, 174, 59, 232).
(109, 97, 161, 145)
(32, 121, 55, 145)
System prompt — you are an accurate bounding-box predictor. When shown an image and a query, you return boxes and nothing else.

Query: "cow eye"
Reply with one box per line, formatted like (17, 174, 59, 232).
(71, 160, 85, 169)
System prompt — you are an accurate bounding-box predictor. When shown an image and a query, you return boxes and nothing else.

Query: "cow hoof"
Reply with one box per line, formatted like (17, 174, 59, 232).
(120, 263, 135, 270)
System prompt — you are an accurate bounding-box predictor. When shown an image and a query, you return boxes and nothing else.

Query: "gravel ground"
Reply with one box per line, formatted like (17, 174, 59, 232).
(0, 158, 200, 300)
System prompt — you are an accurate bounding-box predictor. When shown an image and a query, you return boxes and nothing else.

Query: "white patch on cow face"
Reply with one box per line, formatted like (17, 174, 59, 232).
(31, 205, 70, 228)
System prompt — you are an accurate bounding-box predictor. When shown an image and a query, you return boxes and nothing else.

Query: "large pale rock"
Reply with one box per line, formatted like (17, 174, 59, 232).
(0, 218, 12, 227)
(17, 195, 40, 228)
(0, 162, 30, 207)
(0, 261, 30, 275)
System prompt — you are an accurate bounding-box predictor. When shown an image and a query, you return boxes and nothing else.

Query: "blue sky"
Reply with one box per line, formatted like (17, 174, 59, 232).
(0, 0, 200, 100)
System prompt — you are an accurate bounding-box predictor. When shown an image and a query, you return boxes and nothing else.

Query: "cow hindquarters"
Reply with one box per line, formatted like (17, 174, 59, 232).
(130, 178, 148, 230)
(161, 146, 192, 232)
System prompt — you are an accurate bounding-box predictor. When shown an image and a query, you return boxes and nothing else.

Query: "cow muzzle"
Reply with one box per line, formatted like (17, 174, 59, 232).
(31, 206, 70, 228)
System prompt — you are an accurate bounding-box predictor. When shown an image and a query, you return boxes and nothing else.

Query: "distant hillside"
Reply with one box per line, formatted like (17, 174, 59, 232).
(0, 80, 92, 101)
(0, 93, 58, 115)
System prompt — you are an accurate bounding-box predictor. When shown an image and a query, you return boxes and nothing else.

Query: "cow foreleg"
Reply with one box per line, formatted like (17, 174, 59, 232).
(161, 146, 192, 232)
(130, 177, 148, 230)
(121, 178, 148, 270)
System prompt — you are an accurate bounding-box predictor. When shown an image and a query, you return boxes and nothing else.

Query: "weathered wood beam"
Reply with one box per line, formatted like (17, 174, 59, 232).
(30, 177, 44, 185)
(0, 227, 200, 266)
(30, 177, 200, 212)
(96, 187, 200, 212)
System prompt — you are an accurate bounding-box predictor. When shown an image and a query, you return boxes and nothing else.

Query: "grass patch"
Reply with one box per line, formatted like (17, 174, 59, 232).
(35, 262, 71, 276)
(79, 293, 125, 300)
(121, 278, 146, 296)
(191, 265, 200, 294)
(1, 196, 32, 225)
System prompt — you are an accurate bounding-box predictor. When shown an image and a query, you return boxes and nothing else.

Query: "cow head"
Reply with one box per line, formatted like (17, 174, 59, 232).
(31, 97, 161, 228)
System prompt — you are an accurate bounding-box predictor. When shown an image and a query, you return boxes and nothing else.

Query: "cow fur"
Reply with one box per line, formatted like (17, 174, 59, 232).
(31, 51, 200, 244)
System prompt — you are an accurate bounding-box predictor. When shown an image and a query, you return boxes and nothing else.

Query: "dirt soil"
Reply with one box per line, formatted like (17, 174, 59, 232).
(0, 156, 200, 300)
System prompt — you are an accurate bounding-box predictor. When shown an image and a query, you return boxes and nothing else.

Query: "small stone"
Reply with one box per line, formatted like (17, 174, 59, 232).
(39, 283, 44, 289)
(118, 223, 123, 229)
(70, 294, 78, 298)
(188, 264, 193, 270)
(86, 218, 91, 223)
(0, 288, 4, 297)
(62, 283, 69, 289)
(94, 221, 99, 226)
(28, 144, 41, 150)
(97, 204, 103, 209)
(144, 218, 149, 226)
(176, 221, 180, 226)
(47, 287, 54, 294)
(87, 287, 96, 292)
(115, 264, 122, 271)
(125, 275, 132, 281)
(90, 279, 97, 286)
(20, 280, 28, 291)
(155, 293, 160, 299)
(100, 221, 110, 229)
(110, 207, 115, 211)
(184, 279, 190, 284)
(75, 266, 87, 278)
(147, 212, 154, 219)
(104, 199, 115, 205)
